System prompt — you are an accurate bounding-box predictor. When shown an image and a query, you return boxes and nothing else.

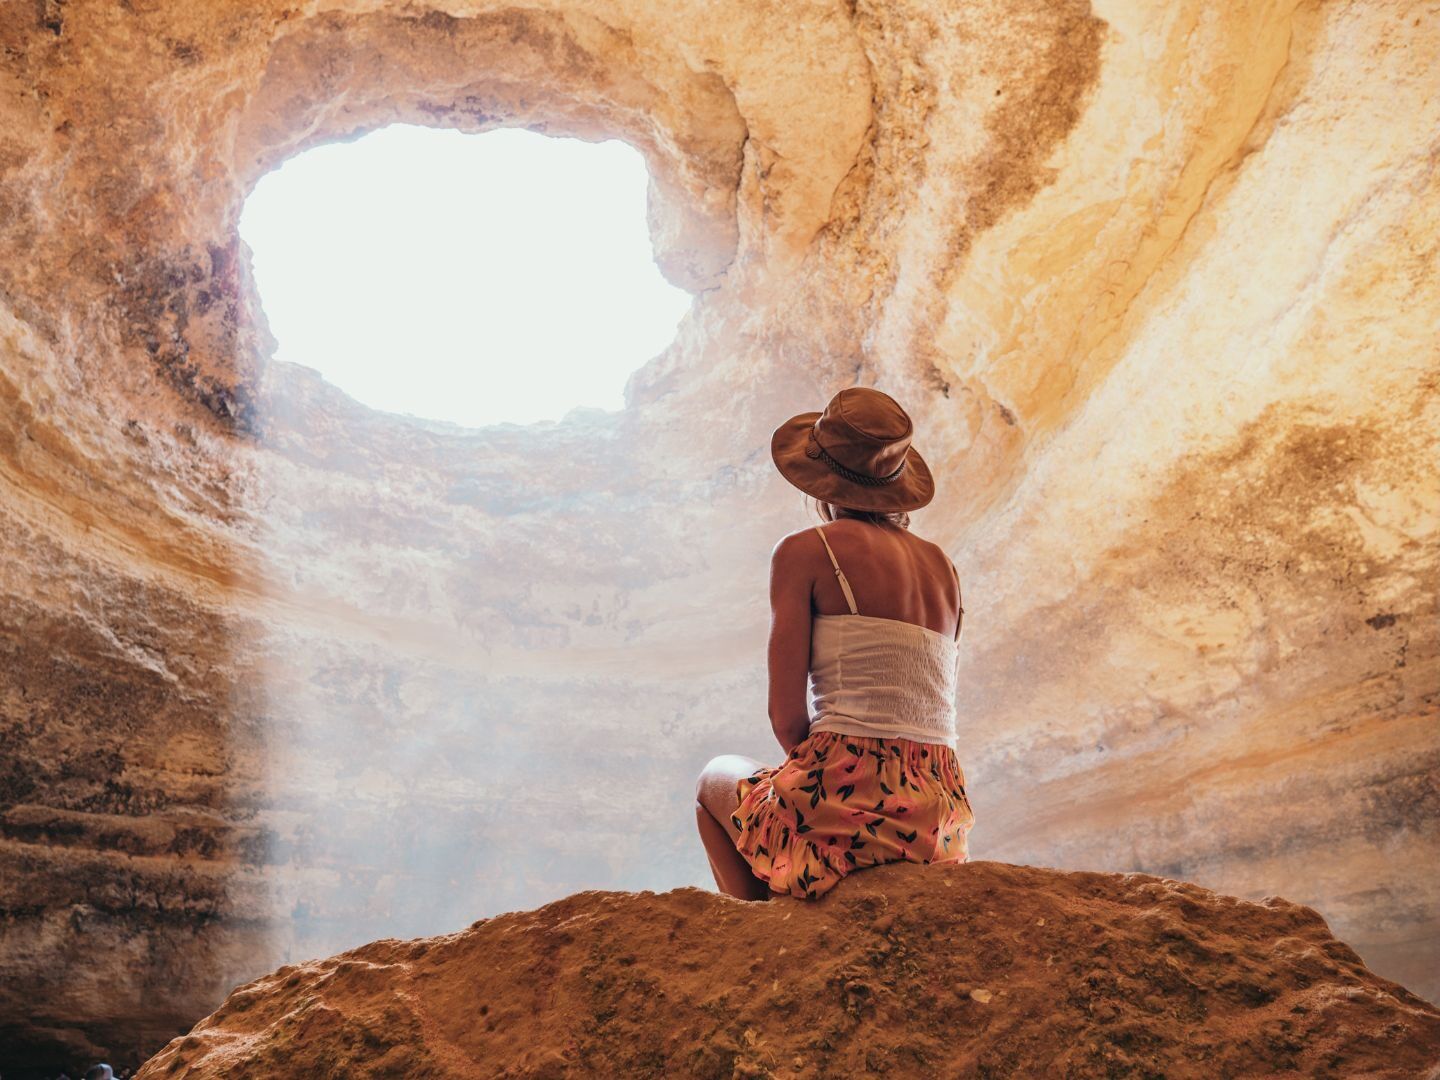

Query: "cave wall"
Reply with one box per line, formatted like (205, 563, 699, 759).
(0, 0, 1435, 1067)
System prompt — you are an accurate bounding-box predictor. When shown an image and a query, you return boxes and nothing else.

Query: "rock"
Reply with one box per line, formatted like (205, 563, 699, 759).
(133, 863, 1440, 1079)
(1, 0, 1437, 1068)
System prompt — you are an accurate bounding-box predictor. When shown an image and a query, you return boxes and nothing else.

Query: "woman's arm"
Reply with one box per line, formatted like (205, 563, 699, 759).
(767, 533, 813, 755)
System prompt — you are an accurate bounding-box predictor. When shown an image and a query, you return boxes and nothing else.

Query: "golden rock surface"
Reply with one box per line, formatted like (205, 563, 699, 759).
(0, 0, 1435, 1067)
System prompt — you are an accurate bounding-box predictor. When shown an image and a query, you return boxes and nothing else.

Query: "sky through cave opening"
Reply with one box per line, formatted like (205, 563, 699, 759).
(239, 125, 694, 428)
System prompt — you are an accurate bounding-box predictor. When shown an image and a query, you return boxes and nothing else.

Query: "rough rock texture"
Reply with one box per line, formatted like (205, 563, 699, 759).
(133, 863, 1440, 1079)
(0, 0, 1437, 1069)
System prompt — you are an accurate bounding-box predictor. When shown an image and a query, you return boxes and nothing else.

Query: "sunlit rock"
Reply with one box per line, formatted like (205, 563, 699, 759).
(0, 0, 1435, 1070)
(134, 863, 1440, 1078)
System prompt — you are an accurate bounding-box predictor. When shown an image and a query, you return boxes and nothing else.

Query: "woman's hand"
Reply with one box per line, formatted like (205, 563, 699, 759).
(767, 533, 814, 754)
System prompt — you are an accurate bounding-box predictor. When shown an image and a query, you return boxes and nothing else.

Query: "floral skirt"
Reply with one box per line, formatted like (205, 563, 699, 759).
(730, 729, 974, 899)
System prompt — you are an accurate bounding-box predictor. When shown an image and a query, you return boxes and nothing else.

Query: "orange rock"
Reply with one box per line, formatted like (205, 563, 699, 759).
(136, 863, 1440, 1078)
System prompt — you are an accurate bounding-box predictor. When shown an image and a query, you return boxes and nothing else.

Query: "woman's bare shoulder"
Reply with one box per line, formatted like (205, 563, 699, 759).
(771, 525, 824, 562)
(908, 529, 948, 554)
(906, 530, 959, 572)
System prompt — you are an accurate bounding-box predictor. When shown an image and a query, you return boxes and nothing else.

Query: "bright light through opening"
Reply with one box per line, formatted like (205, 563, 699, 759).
(239, 125, 693, 427)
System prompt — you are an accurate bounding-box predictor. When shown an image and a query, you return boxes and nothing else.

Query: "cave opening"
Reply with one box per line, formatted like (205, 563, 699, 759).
(238, 124, 694, 428)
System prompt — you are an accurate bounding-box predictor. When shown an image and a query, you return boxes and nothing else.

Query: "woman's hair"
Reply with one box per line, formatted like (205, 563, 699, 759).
(807, 496, 910, 530)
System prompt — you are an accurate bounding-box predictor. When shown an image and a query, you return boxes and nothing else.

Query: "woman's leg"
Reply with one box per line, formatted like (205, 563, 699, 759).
(695, 754, 772, 901)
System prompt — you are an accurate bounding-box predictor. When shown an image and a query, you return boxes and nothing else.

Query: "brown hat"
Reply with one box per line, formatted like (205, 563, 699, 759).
(771, 387, 935, 512)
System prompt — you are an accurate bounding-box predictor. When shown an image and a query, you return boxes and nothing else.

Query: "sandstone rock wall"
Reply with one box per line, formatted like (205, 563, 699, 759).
(0, 0, 1435, 1067)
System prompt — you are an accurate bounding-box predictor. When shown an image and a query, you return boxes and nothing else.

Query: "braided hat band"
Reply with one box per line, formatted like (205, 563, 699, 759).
(806, 427, 908, 487)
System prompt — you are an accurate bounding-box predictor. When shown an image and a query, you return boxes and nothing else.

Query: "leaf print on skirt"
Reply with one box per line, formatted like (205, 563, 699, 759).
(731, 730, 974, 899)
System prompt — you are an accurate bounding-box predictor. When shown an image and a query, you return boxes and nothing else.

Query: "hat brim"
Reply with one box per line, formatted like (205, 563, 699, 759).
(770, 412, 935, 512)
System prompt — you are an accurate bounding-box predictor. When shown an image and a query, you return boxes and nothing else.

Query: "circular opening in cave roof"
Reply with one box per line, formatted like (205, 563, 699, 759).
(239, 124, 693, 428)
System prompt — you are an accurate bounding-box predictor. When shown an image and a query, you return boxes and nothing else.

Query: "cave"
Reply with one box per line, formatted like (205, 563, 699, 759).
(0, 0, 1436, 1073)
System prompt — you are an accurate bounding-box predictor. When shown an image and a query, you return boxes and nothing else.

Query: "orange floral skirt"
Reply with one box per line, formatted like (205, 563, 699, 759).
(730, 729, 974, 899)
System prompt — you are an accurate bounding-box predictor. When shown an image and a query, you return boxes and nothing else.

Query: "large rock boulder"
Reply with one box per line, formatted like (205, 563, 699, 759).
(136, 862, 1440, 1078)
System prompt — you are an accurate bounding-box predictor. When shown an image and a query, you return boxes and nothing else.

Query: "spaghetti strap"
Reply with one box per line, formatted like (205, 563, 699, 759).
(948, 557, 964, 641)
(813, 526, 860, 616)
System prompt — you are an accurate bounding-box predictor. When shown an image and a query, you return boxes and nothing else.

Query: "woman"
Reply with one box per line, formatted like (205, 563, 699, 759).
(695, 386, 974, 900)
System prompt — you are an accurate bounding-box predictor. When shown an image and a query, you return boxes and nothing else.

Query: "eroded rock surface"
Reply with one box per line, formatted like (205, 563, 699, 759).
(0, 0, 1436, 1069)
(134, 863, 1440, 1079)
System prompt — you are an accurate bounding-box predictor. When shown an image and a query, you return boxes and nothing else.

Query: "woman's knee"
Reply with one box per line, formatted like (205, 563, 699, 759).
(695, 754, 752, 816)
(695, 755, 731, 807)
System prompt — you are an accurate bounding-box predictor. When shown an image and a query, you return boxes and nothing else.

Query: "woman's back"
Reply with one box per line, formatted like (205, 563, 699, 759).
(805, 517, 963, 639)
(804, 517, 962, 749)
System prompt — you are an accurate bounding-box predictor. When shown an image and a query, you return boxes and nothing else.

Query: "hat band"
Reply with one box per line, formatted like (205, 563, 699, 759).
(806, 427, 908, 487)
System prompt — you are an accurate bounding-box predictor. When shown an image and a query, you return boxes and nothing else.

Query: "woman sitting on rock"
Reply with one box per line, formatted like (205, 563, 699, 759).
(696, 387, 974, 900)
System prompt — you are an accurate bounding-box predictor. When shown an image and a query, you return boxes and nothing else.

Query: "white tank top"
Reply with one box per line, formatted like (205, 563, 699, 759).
(805, 526, 962, 749)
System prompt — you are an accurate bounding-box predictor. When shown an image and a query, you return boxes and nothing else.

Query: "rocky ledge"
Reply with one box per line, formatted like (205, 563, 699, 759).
(134, 862, 1440, 1078)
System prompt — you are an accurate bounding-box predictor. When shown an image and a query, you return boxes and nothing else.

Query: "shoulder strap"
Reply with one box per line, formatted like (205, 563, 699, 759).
(948, 557, 964, 641)
(813, 526, 860, 616)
